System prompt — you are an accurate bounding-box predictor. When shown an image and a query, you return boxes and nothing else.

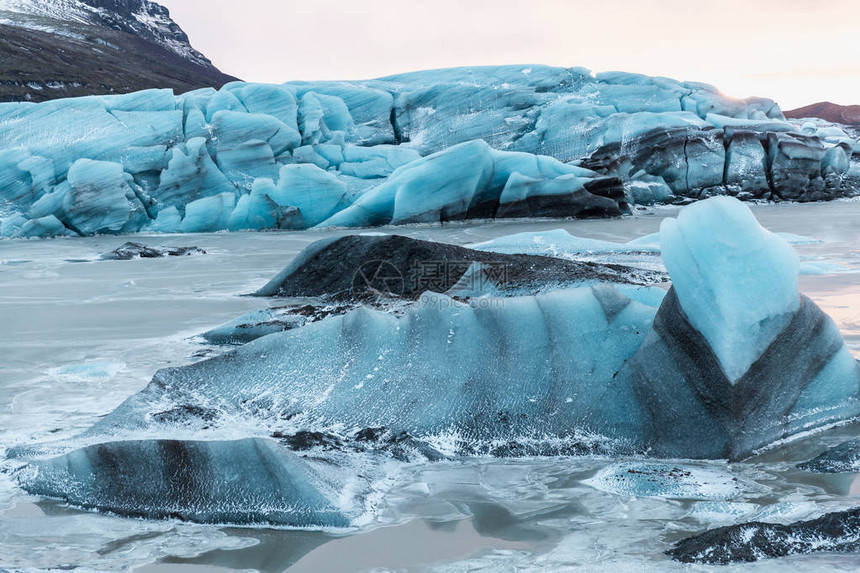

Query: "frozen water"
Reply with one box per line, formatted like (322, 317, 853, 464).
(626, 198, 860, 459)
(11, 199, 860, 535)
(2, 201, 860, 571)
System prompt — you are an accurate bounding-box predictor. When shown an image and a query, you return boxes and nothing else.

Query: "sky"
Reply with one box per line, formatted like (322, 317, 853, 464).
(158, 0, 860, 111)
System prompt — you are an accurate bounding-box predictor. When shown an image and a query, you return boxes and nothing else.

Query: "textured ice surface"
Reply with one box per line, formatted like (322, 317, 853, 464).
(797, 438, 860, 473)
(471, 228, 661, 257)
(69, 286, 659, 444)
(1, 66, 857, 238)
(318, 140, 623, 227)
(22, 438, 352, 527)
(584, 462, 750, 500)
(14, 199, 860, 528)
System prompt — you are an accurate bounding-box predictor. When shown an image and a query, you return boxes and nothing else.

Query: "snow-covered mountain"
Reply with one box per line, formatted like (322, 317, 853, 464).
(0, 0, 211, 67)
(0, 0, 237, 101)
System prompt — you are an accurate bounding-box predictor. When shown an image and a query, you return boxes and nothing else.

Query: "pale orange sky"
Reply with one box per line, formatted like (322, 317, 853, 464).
(159, 0, 860, 110)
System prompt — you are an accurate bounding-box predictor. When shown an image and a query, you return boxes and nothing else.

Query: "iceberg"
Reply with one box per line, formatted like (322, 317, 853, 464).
(628, 197, 860, 459)
(22, 438, 352, 527)
(1, 66, 857, 238)
(54, 285, 658, 445)
(100, 242, 205, 260)
(660, 197, 801, 382)
(254, 234, 666, 301)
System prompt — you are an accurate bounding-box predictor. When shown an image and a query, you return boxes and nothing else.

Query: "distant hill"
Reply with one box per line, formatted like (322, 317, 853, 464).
(785, 102, 860, 125)
(0, 0, 238, 102)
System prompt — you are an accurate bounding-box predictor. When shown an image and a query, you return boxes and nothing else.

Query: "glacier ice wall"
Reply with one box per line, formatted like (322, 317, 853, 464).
(1, 66, 858, 238)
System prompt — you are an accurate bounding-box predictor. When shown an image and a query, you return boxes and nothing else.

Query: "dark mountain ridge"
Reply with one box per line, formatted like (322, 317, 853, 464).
(0, 0, 238, 102)
(785, 101, 860, 125)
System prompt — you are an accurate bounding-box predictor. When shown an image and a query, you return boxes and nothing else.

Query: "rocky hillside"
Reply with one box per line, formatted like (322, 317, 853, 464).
(786, 102, 860, 125)
(0, 0, 237, 102)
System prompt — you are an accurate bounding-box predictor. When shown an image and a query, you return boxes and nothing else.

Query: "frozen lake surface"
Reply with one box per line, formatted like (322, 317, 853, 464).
(1, 201, 860, 572)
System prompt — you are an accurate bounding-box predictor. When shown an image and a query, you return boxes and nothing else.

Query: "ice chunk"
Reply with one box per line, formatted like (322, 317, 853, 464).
(471, 229, 660, 258)
(628, 197, 860, 459)
(61, 159, 148, 235)
(72, 286, 658, 447)
(100, 242, 205, 261)
(669, 507, 860, 564)
(584, 462, 749, 500)
(660, 196, 800, 382)
(52, 362, 125, 381)
(21, 438, 351, 527)
(267, 164, 350, 228)
(798, 438, 860, 473)
(319, 140, 622, 228)
(179, 193, 235, 233)
(253, 234, 666, 300)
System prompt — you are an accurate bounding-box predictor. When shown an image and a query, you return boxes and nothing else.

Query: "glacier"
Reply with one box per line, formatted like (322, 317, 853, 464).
(1, 66, 859, 238)
(12, 197, 860, 526)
